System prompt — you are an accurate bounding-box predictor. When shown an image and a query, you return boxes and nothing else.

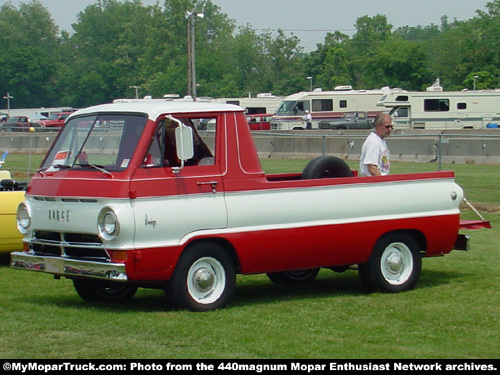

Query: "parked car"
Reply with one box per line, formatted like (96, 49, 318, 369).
(0, 152, 26, 253)
(40, 112, 71, 128)
(319, 111, 373, 130)
(246, 113, 273, 130)
(1, 116, 38, 132)
(29, 113, 48, 125)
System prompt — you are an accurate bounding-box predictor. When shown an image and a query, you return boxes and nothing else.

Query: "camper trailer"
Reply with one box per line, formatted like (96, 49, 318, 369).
(270, 86, 401, 130)
(210, 93, 284, 115)
(132, 93, 284, 116)
(377, 84, 500, 130)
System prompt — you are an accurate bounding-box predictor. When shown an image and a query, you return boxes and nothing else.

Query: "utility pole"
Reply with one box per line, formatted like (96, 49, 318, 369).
(186, 11, 204, 102)
(129, 85, 140, 99)
(3, 92, 13, 117)
(187, 15, 192, 99)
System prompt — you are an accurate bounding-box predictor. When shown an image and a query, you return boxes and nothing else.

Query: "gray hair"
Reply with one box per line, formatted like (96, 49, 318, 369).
(373, 113, 390, 127)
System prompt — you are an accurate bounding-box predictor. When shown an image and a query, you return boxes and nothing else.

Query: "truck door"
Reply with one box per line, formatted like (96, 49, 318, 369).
(130, 114, 227, 271)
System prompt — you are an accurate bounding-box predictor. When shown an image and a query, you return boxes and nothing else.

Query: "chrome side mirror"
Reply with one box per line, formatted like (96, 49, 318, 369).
(167, 116, 194, 173)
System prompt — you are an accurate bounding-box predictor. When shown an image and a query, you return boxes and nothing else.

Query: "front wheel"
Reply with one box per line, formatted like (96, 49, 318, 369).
(358, 233, 422, 293)
(72, 279, 138, 302)
(166, 242, 236, 311)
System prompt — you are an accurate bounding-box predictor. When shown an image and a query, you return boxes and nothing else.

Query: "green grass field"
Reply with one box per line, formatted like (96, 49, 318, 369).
(0, 153, 498, 359)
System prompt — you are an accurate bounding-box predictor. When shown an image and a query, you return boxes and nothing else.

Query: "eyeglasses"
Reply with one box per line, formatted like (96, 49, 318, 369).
(384, 125, 393, 129)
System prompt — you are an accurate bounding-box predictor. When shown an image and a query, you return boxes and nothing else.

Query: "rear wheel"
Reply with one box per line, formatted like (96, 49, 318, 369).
(358, 233, 422, 293)
(166, 242, 236, 311)
(266, 268, 320, 283)
(73, 279, 138, 302)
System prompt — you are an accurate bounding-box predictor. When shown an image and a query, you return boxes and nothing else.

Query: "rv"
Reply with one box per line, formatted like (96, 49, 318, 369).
(117, 93, 284, 116)
(270, 86, 401, 130)
(377, 84, 500, 130)
(211, 93, 284, 115)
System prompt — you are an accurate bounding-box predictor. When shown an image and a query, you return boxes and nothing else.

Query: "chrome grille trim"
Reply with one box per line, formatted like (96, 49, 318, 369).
(30, 231, 109, 262)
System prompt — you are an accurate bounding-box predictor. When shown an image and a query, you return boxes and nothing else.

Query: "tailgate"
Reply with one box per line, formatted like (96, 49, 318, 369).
(460, 220, 491, 230)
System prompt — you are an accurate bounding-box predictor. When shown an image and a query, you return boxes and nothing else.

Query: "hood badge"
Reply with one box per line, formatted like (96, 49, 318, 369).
(48, 209, 70, 222)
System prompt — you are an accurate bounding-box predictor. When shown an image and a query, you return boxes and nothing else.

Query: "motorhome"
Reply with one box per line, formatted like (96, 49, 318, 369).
(148, 93, 284, 116)
(377, 84, 500, 130)
(210, 93, 284, 115)
(270, 86, 401, 130)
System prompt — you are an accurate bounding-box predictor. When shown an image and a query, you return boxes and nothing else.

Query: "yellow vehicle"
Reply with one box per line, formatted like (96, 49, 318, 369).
(0, 153, 25, 253)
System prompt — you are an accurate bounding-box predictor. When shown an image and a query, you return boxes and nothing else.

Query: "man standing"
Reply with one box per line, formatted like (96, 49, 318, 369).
(303, 110, 312, 129)
(359, 113, 392, 176)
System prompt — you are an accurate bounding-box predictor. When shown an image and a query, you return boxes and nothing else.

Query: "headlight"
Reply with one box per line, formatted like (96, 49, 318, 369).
(97, 207, 120, 241)
(17, 203, 32, 235)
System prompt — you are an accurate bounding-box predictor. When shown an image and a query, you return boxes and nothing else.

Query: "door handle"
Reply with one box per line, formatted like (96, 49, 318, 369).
(197, 181, 218, 193)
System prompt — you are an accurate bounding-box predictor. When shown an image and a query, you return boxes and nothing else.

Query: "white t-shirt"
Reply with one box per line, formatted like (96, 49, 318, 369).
(359, 132, 390, 176)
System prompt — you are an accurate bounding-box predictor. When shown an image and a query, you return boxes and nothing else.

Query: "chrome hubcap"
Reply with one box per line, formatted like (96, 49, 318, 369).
(193, 267, 215, 293)
(380, 242, 413, 285)
(187, 257, 226, 304)
(386, 251, 404, 274)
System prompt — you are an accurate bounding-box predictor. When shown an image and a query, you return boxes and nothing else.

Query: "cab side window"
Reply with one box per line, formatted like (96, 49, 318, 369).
(142, 116, 216, 168)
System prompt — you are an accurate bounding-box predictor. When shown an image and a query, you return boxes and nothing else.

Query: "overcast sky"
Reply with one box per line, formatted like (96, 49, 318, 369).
(3, 0, 490, 51)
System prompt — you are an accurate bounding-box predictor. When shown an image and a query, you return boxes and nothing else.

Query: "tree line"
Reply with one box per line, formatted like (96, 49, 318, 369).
(1, 0, 500, 109)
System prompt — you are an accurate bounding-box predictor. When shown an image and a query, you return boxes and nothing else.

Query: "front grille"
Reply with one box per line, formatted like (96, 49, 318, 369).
(31, 231, 109, 262)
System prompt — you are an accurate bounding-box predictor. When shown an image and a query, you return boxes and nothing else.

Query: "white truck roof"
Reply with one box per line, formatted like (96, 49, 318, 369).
(69, 100, 243, 121)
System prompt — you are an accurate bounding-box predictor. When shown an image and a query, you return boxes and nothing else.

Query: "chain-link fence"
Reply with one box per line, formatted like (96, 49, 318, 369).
(251, 131, 500, 174)
(252, 131, 500, 209)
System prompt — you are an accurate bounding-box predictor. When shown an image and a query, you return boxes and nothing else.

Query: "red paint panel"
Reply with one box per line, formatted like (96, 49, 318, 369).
(124, 246, 178, 282)
(121, 213, 459, 282)
(27, 174, 132, 198)
(228, 214, 459, 274)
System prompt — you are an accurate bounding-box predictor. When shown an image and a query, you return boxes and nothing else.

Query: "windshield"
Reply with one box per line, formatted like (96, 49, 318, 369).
(7, 117, 24, 123)
(274, 101, 297, 116)
(389, 107, 409, 118)
(47, 113, 68, 120)
(40, 113, 148, 172)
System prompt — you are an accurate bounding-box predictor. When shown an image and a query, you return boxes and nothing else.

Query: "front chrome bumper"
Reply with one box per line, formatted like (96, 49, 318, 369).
(10, 252, 127, 281)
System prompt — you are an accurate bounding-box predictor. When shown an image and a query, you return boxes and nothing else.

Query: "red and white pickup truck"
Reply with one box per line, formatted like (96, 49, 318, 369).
(11, 100, 490, 311)
(39, 112, 72, 128)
